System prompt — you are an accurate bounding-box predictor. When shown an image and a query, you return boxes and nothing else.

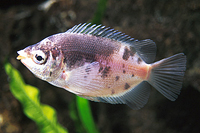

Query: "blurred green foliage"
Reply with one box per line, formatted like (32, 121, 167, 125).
(91, 0, 107, 25)
(4, 62, 100, 133)
(76, 96, 99, 133)
(68, 97, 99, 133)
(4, 63, 68, 133)
(4, 63, 100, 133)
(69, 99, 86, 133)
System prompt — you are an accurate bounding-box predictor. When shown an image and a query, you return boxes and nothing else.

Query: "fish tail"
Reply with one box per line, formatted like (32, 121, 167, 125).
(147, 53, 186, 101)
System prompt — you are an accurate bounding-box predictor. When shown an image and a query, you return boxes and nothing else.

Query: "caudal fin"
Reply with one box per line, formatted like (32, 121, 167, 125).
(147, 53, 186, 101)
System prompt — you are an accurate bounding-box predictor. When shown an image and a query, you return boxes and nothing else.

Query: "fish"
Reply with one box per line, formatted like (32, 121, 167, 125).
(17, 23, 186, 110)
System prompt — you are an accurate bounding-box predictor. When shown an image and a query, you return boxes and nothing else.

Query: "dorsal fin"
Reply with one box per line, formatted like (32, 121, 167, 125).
(66, 23, 134, 42)
(132, 39, 157, 64)
(66, 23, 157, 63)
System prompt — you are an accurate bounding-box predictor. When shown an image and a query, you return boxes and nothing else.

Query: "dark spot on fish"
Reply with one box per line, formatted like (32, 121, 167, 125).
(122, 64, 125, 68)
(63, 53, 84, 67)
(99, 66, 103, 72)
(101, 66, 111, 79)
(111, 89, 115, 95)
(130, 46, 136, 56)
(84, 75, 87, 78)
(115, 76, 120, 81)
(85, 66, 91, 74)
(124, 83, 130, 90)
(61, 34, 121, 70)
(122, 47, 130, 60)
(137, 58, 142, 64)
(132, 74, 134, 77)
(123, 70, 126, 74)
(63, 51, 96, 70)
(50, 71, 52, 76)
(51, 47, 60, 60)
(130, 51, 135, 56)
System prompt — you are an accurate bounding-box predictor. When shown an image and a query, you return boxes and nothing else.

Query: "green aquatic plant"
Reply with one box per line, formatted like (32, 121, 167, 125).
(5, 61, 101, 133)
(76, 96, 99, 133)
(4, 63, 68, 133)
(5, 62, 100, 133)
(91, 0, 107, 24)
(68, 97, 99, 133)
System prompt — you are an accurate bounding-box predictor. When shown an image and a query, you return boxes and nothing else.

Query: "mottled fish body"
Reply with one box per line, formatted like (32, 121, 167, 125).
(17, 23, 186, 109)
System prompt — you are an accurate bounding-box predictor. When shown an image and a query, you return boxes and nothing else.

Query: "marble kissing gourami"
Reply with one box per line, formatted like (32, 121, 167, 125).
(17, 23, 186, 110)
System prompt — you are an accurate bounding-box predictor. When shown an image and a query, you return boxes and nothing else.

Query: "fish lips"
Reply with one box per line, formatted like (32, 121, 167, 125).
(16, 49, 31, 68)
(17, 50, 27, 60)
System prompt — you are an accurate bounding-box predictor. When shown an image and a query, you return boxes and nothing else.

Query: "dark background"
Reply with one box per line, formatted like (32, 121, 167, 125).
(0, 0, 200, 132)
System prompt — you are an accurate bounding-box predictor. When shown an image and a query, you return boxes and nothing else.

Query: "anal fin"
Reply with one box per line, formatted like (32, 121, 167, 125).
(96, 81, 151, 110)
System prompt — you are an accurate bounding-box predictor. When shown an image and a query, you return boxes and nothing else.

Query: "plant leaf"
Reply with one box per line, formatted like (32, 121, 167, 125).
(4, 63, 68, 133)
(76, 96, 99, 133)
(91, 0, 107, 24)
(69, 98, 86, 133)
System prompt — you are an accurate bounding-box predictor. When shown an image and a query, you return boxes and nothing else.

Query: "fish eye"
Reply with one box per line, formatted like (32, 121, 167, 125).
(33, 50, 47, 64)
(35, 54, 43, 61)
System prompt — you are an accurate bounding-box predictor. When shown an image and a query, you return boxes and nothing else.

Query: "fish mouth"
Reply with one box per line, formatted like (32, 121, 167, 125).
(17, 50, 27, 60)
(17, 55, 26, 60)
